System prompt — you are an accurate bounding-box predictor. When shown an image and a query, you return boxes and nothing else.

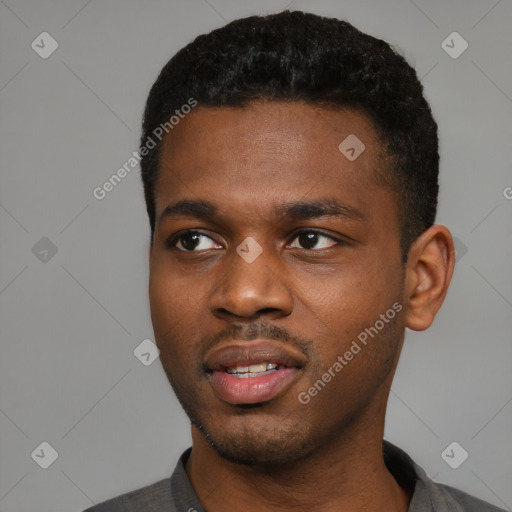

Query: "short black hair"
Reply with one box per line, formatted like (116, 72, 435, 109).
(140, 10, 439, 257)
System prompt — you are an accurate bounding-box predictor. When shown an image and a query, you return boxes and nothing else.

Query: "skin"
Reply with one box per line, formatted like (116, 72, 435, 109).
(148, 102, 455, 512)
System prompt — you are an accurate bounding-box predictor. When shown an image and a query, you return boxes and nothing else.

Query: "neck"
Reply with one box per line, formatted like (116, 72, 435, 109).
(185, 396, 410, 512)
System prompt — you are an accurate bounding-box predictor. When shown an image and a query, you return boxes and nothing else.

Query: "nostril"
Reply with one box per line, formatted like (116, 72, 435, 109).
(257, 307, 280, 315)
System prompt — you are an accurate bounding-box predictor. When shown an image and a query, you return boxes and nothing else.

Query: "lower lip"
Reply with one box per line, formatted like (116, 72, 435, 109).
(210, 368, 300, 405)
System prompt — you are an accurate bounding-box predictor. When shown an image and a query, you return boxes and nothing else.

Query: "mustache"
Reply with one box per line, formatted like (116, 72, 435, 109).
(199, 320, 314, 359)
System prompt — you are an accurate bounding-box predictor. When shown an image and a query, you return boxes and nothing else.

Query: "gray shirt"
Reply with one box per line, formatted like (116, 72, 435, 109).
(83, 442, 506, 511)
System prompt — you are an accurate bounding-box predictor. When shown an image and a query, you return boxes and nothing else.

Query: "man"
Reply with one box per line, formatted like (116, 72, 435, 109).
(84, 10, 505, 512)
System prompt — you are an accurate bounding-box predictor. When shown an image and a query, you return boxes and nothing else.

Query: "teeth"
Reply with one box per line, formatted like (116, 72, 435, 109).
(225, 362, 279, 375)
(249, 363, 267, 373)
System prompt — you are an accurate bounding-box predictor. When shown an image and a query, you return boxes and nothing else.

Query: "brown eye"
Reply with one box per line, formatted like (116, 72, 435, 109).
(288, 230, 339, 250)
(168, 231, 220, 252)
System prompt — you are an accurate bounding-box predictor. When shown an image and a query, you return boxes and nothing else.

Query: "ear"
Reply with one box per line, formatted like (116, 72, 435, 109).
(404, 225, 455, 331)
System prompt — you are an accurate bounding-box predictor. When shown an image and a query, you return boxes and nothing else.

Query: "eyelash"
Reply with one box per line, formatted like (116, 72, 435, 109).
(166, 229, 345, 252)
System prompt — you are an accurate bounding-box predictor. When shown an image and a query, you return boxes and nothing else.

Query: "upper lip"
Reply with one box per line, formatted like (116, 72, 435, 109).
(204, 340, 307, 372)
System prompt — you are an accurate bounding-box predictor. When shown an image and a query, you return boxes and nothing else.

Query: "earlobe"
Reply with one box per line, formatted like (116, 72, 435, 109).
(404, 225, 455, 331)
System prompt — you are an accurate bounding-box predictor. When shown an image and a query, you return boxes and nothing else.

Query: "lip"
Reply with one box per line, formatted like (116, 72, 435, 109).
(204, 340, 307, 405)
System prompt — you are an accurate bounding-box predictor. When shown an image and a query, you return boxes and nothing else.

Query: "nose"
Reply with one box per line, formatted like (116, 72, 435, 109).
(208, 243, 293, 321)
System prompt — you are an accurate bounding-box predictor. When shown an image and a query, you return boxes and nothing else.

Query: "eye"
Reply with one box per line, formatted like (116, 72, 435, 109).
(168, 230, 221, 252)
(288, 230, 340, 250)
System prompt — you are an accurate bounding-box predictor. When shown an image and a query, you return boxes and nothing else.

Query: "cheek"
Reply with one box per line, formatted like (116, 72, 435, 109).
(293, 260, 403, 364)
(296, 256, 399, 319)
(148, 265, 199, 360)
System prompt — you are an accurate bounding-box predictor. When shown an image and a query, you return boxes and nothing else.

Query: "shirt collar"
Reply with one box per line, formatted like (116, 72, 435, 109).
(170, 441, 440, 512)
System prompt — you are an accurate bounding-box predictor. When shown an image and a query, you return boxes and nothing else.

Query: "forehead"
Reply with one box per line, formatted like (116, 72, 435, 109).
(154, 102, 391, 224)
(160, 101, 383, 165)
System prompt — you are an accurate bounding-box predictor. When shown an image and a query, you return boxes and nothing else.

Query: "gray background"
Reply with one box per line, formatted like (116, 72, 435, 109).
(1, 0, 511, 511)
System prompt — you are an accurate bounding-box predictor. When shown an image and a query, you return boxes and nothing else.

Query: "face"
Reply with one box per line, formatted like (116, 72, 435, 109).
(149, 102, 407, 465)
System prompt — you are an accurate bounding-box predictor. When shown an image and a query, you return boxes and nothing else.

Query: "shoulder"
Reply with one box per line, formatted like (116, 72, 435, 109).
(426, 479, 507, 512)
(81, 448, 199, 512)
(82, 478, 175, 512)
(383, 441, 507, 512)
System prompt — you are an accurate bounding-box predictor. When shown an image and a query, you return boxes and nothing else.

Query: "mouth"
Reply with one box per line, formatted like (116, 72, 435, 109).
(204, 340, 306, 405)
(224, 362, 286, 378)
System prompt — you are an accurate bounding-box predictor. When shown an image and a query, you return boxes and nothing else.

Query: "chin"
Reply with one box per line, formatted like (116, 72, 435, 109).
(166, 372, 310, 465)
(191, 416, 315, 467)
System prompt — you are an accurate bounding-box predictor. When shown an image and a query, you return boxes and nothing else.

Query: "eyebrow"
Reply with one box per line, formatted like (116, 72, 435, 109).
(275, 198, 363, 221)
(158, 198, 364, 226)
